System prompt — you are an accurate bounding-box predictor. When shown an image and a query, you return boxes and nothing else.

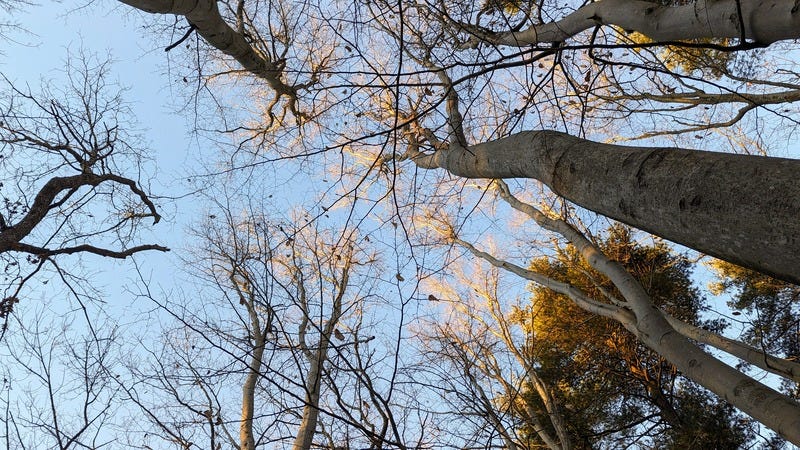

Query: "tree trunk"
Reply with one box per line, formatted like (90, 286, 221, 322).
(482, 0, 800, 47)
(421, 130, 800, 284)
(117, 0, 294, 95)
(292, 259, 349, 449)
(628, 306, 800, 444)
(481, 181, 800, 444)
(292, 359, 323, 450)
(240, 332, 266, 450)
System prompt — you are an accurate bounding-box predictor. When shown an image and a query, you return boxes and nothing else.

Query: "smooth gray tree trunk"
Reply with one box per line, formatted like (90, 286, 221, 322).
(420, 130, 800, 284)
(479, 0, 800, 47)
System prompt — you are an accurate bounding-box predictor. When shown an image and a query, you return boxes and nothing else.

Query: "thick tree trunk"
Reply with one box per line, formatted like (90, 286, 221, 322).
(481, 0, 800, 47)
(420, 130, 800, 284)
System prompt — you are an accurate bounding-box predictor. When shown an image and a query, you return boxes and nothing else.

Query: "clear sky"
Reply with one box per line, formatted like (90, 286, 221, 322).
(3, 2, 203, 312)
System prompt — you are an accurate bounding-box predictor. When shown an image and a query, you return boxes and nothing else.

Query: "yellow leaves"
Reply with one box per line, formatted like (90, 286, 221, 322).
(627, 30, 653, 50)
(705, 258, 783, 296)
(623, 29, 733, 78)
(480, 0, 525, 16)
(506, 304, 525, 325)
(507, 303, 538, 334)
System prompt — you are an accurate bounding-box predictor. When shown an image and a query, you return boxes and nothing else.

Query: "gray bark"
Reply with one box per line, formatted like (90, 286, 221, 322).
(664, 314, 800, 383)
(462, 233, 800, 445)
(292, 259, 349, 450)
(239, 337, 265, 450)
(118, 0, 296, 98)
(479, 0, 800, 47)
(418, 130, 800, 284)
(292, 356, 324, 450)
(470, 184, 800, 444)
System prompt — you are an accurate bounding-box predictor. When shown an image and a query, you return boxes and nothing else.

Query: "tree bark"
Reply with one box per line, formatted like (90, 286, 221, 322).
(664, 313, 800, 382)
(292, 356, 324, 450)
(236, 278, 267, 450)
(629, 304, 800, 444)
(292, 257, 349, 450)
(239, 333, 265, 450)
(488, 183, 800, 444)
(479, 0, 800, 47)
(117, 0, 295, 96)
(417, 130, 800, 284)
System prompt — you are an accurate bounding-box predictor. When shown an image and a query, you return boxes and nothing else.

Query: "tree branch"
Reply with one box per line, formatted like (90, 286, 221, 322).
(470, 0, 800, 48)
(119, 0, 303, 119)
(11, 242, 168, 258)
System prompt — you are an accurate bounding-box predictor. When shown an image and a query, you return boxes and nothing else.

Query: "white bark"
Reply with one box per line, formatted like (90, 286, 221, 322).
(664, 313, 800, 383)
(477, 0, 800, 47)
(229, 273, 268, 450)
(291, 257, 350, 450)
(517, 358, 572, 449)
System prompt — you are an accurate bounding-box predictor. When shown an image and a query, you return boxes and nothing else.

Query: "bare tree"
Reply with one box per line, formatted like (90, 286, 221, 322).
(433, 179, 800, 443)
(122, 194, 422, 449)
(115, 0, 800, 283)
(0, 51, 166, 333)
(0, 306, 122, 449)
(416, 262, 573, 450)
(94, 0, 800, 444)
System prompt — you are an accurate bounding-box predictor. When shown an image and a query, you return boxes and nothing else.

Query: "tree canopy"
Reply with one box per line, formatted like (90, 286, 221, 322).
(514, 226, 753, 447)
(2, 0, 800, 448)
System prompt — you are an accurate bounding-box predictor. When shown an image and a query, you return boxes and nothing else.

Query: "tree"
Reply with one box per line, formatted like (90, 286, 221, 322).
(437, 180, 800, 444)
(515, 226, 753, 447)
(0, 51, 166, 335)
(415, 260, 575, 449)
(417, 226, 761, 449)
(117, 0, 800, 283)
(86, 0, 800, 444)
(0, 306, 123, 449)
(122, 195, 426, 449)
(710, 260, 800, 398)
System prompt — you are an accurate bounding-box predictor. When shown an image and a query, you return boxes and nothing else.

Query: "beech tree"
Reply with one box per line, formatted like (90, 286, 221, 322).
(515, 226, 754, 447)
(417, 228, 758, 448)
(0, 307, 123, 449)
(116, 0, 800, 283)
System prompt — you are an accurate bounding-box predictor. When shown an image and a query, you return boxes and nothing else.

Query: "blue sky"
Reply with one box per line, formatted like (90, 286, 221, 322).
(0, 3, 212, 347)
(2, 3, 796, 447)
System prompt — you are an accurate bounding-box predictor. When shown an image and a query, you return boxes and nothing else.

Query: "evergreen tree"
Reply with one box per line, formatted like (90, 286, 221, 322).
(510, 226, 754, 447)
